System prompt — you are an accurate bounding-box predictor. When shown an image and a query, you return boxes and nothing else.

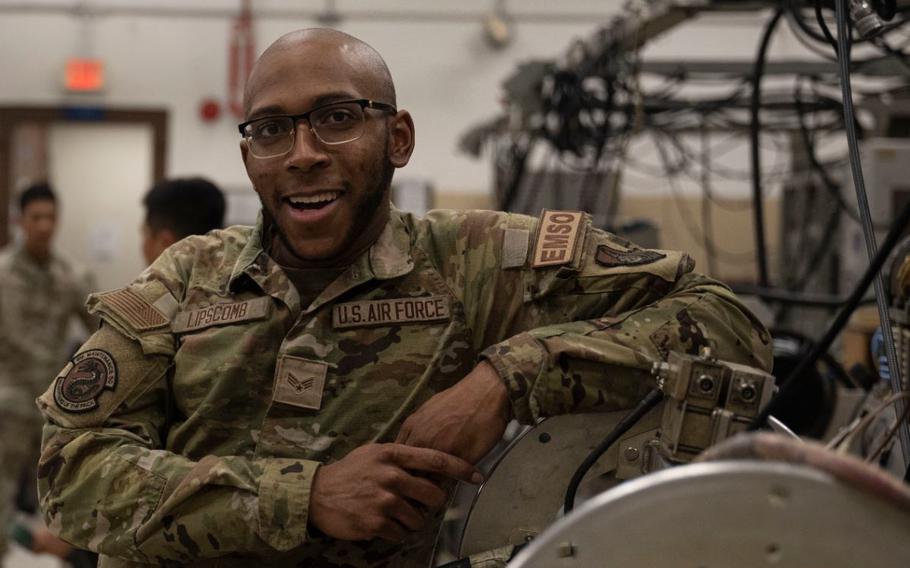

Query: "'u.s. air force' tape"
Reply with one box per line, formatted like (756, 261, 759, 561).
(332, 295, 450, 329)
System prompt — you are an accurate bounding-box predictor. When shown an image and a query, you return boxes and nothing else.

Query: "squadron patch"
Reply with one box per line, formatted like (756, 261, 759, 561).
(595, 244, 666, 268)
(53, 349, 118, 413)
(532, 210, 583, 268)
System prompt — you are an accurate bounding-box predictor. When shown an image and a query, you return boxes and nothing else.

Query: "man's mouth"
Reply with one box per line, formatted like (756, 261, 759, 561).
(285, 191, 342, 211)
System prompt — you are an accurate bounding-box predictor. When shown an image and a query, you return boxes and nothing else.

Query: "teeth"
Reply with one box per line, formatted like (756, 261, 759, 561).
(288, 192, 340, 205)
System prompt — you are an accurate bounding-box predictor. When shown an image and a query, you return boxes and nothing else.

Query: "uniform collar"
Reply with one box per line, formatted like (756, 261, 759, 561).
(228, 206, 415, 294)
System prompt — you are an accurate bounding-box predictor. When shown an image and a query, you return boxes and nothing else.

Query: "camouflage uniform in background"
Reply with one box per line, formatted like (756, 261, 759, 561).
(37, 208, 772, 567)
(0, 245, 95, 558)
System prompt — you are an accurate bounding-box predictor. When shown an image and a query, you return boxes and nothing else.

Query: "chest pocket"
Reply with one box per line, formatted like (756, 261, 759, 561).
(257, 280, 475, 463)
(170, 294, 286, 453)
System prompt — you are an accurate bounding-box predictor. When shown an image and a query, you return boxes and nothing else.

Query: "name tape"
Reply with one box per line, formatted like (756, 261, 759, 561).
(172, 297, 271, 333)
(532, 210, 583, 268)
(333, 296, 450, 329)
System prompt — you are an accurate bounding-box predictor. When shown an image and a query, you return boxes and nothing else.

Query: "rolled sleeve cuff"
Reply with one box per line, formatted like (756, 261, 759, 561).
(257, 458, 320, 551)
(480, 332, 547, 424)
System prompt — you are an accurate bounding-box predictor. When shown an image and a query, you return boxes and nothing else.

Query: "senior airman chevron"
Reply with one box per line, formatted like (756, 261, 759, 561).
(532, 209, 584, 268)
(332, 295, 450, 329)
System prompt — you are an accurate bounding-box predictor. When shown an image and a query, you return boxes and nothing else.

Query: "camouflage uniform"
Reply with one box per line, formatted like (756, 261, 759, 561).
(37, 208, 772, 567)
(0, 245, 94, 558)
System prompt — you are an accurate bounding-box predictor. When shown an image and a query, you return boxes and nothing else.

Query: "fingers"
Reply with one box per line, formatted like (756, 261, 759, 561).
(386, 444, 483, 484)
(393, 471, 448, 510)
(394, 420, 411, 444)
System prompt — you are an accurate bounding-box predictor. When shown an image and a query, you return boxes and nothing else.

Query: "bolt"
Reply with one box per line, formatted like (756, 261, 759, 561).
(740, 384, 757, 401)
(623, 446, 640, 462)
(698, 375, 715, 393)
(556, 541, 575, 558)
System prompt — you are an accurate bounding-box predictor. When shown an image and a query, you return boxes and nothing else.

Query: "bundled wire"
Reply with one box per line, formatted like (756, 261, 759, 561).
(834, 0, 910, 473)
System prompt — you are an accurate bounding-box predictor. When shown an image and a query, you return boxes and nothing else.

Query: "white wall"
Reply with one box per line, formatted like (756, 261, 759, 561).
(0, 1, 822, 198)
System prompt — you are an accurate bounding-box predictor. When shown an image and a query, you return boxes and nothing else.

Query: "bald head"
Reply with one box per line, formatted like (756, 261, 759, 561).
(244, 28, 396, 117)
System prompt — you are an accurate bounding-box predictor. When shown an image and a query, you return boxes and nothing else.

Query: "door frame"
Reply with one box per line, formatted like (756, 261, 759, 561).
(0, 106, 167, 246)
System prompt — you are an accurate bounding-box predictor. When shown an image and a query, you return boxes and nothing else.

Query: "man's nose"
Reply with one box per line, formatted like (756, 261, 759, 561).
(285, 122, 330, 171)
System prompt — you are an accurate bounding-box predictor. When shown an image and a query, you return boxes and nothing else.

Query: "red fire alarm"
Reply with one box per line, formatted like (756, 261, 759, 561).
(199, 98, 222, 122)
(65, 58, 104, 92)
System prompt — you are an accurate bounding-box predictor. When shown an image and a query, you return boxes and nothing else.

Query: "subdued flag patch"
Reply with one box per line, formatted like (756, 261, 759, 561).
(97, 288, 169, 331)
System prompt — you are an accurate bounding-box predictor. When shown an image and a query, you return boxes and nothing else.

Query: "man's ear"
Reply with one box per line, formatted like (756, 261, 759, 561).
(387, 110, 415, 168)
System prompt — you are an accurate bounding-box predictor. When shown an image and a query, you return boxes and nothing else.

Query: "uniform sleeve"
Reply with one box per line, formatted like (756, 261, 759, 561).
(37, 268, 320, 562)
(427, 210, 774, 425)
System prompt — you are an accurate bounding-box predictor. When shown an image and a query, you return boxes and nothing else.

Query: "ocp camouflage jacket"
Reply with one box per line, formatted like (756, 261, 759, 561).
(37, 207, 772, 567)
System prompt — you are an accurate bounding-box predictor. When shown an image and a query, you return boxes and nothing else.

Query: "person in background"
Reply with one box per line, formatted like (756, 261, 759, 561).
(0, 183, 96, 566)
(140, 177, 226, 265)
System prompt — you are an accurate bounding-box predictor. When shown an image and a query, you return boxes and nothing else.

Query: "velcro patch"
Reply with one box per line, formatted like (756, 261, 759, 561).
(97, 288, 169, 331)
(172, 297, 271, 334)
(502, 228, 530, 269)
(332, 296, 450, 329)
(53, 349, 118, 413)
(532, 210, 583, 268)
(595, 244, 666, 268)
(273, 356, 328, 411)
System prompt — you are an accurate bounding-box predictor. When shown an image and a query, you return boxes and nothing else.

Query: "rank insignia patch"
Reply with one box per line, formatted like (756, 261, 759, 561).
(53, 349, 118, 413)
(595, 244, 666, 268)
(273, 355, 328, 411)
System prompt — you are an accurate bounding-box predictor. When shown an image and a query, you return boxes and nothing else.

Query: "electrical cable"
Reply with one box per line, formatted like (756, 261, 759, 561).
(699, 121, 719, 275)
(866, 393, 910, 463)
(750, 193, 910, 431)
(834, 0, 910, 474)
(563, 388, 663, 514)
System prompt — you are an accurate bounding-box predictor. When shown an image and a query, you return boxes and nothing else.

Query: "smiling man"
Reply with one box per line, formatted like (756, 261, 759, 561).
(37, 29, 772, 568)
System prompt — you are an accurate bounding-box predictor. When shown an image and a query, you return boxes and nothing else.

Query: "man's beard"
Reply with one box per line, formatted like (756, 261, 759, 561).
(260, 152, 396, 265)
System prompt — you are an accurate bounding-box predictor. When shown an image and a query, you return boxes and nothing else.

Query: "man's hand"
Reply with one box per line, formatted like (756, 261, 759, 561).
(308, 443, 482, 542)
(396, 361, 510, 464)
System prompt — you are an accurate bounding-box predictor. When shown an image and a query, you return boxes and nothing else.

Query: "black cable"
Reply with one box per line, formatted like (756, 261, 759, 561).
(699, 121, 719, 276)
(563, 388, 663, 514)
(751, 195, 910, 430)
(834, 0, 910, 469)
(751, 7, 785, 288)
(733, 283, 875, 308)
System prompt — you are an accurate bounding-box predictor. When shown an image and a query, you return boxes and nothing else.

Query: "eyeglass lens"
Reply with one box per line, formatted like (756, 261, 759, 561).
(247, 101, 366, 157)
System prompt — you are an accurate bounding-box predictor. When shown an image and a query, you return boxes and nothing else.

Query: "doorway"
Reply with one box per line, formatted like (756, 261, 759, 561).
(0, 107, 167, 291)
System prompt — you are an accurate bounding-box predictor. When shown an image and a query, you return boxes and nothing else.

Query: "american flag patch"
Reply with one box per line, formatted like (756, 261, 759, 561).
(97, 288, 169, 331)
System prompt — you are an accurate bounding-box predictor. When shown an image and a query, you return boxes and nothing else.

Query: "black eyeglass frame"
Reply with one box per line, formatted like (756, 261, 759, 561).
(237, 98, 397, 144)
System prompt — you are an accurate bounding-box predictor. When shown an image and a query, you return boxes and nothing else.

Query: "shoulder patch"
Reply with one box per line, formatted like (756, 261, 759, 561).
(532, 210, 584, 268)
(595, 244, 666, 268)
(97, 288, 170, 331)
(53, 349, 118, 413)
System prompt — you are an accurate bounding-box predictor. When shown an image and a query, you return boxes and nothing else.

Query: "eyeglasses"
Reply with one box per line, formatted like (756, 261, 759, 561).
(238, 99, 397, 159)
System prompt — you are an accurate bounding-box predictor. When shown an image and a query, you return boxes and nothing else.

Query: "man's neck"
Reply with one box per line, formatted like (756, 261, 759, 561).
(269, 205, 390, 270)
(22, 244, 51, 265)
